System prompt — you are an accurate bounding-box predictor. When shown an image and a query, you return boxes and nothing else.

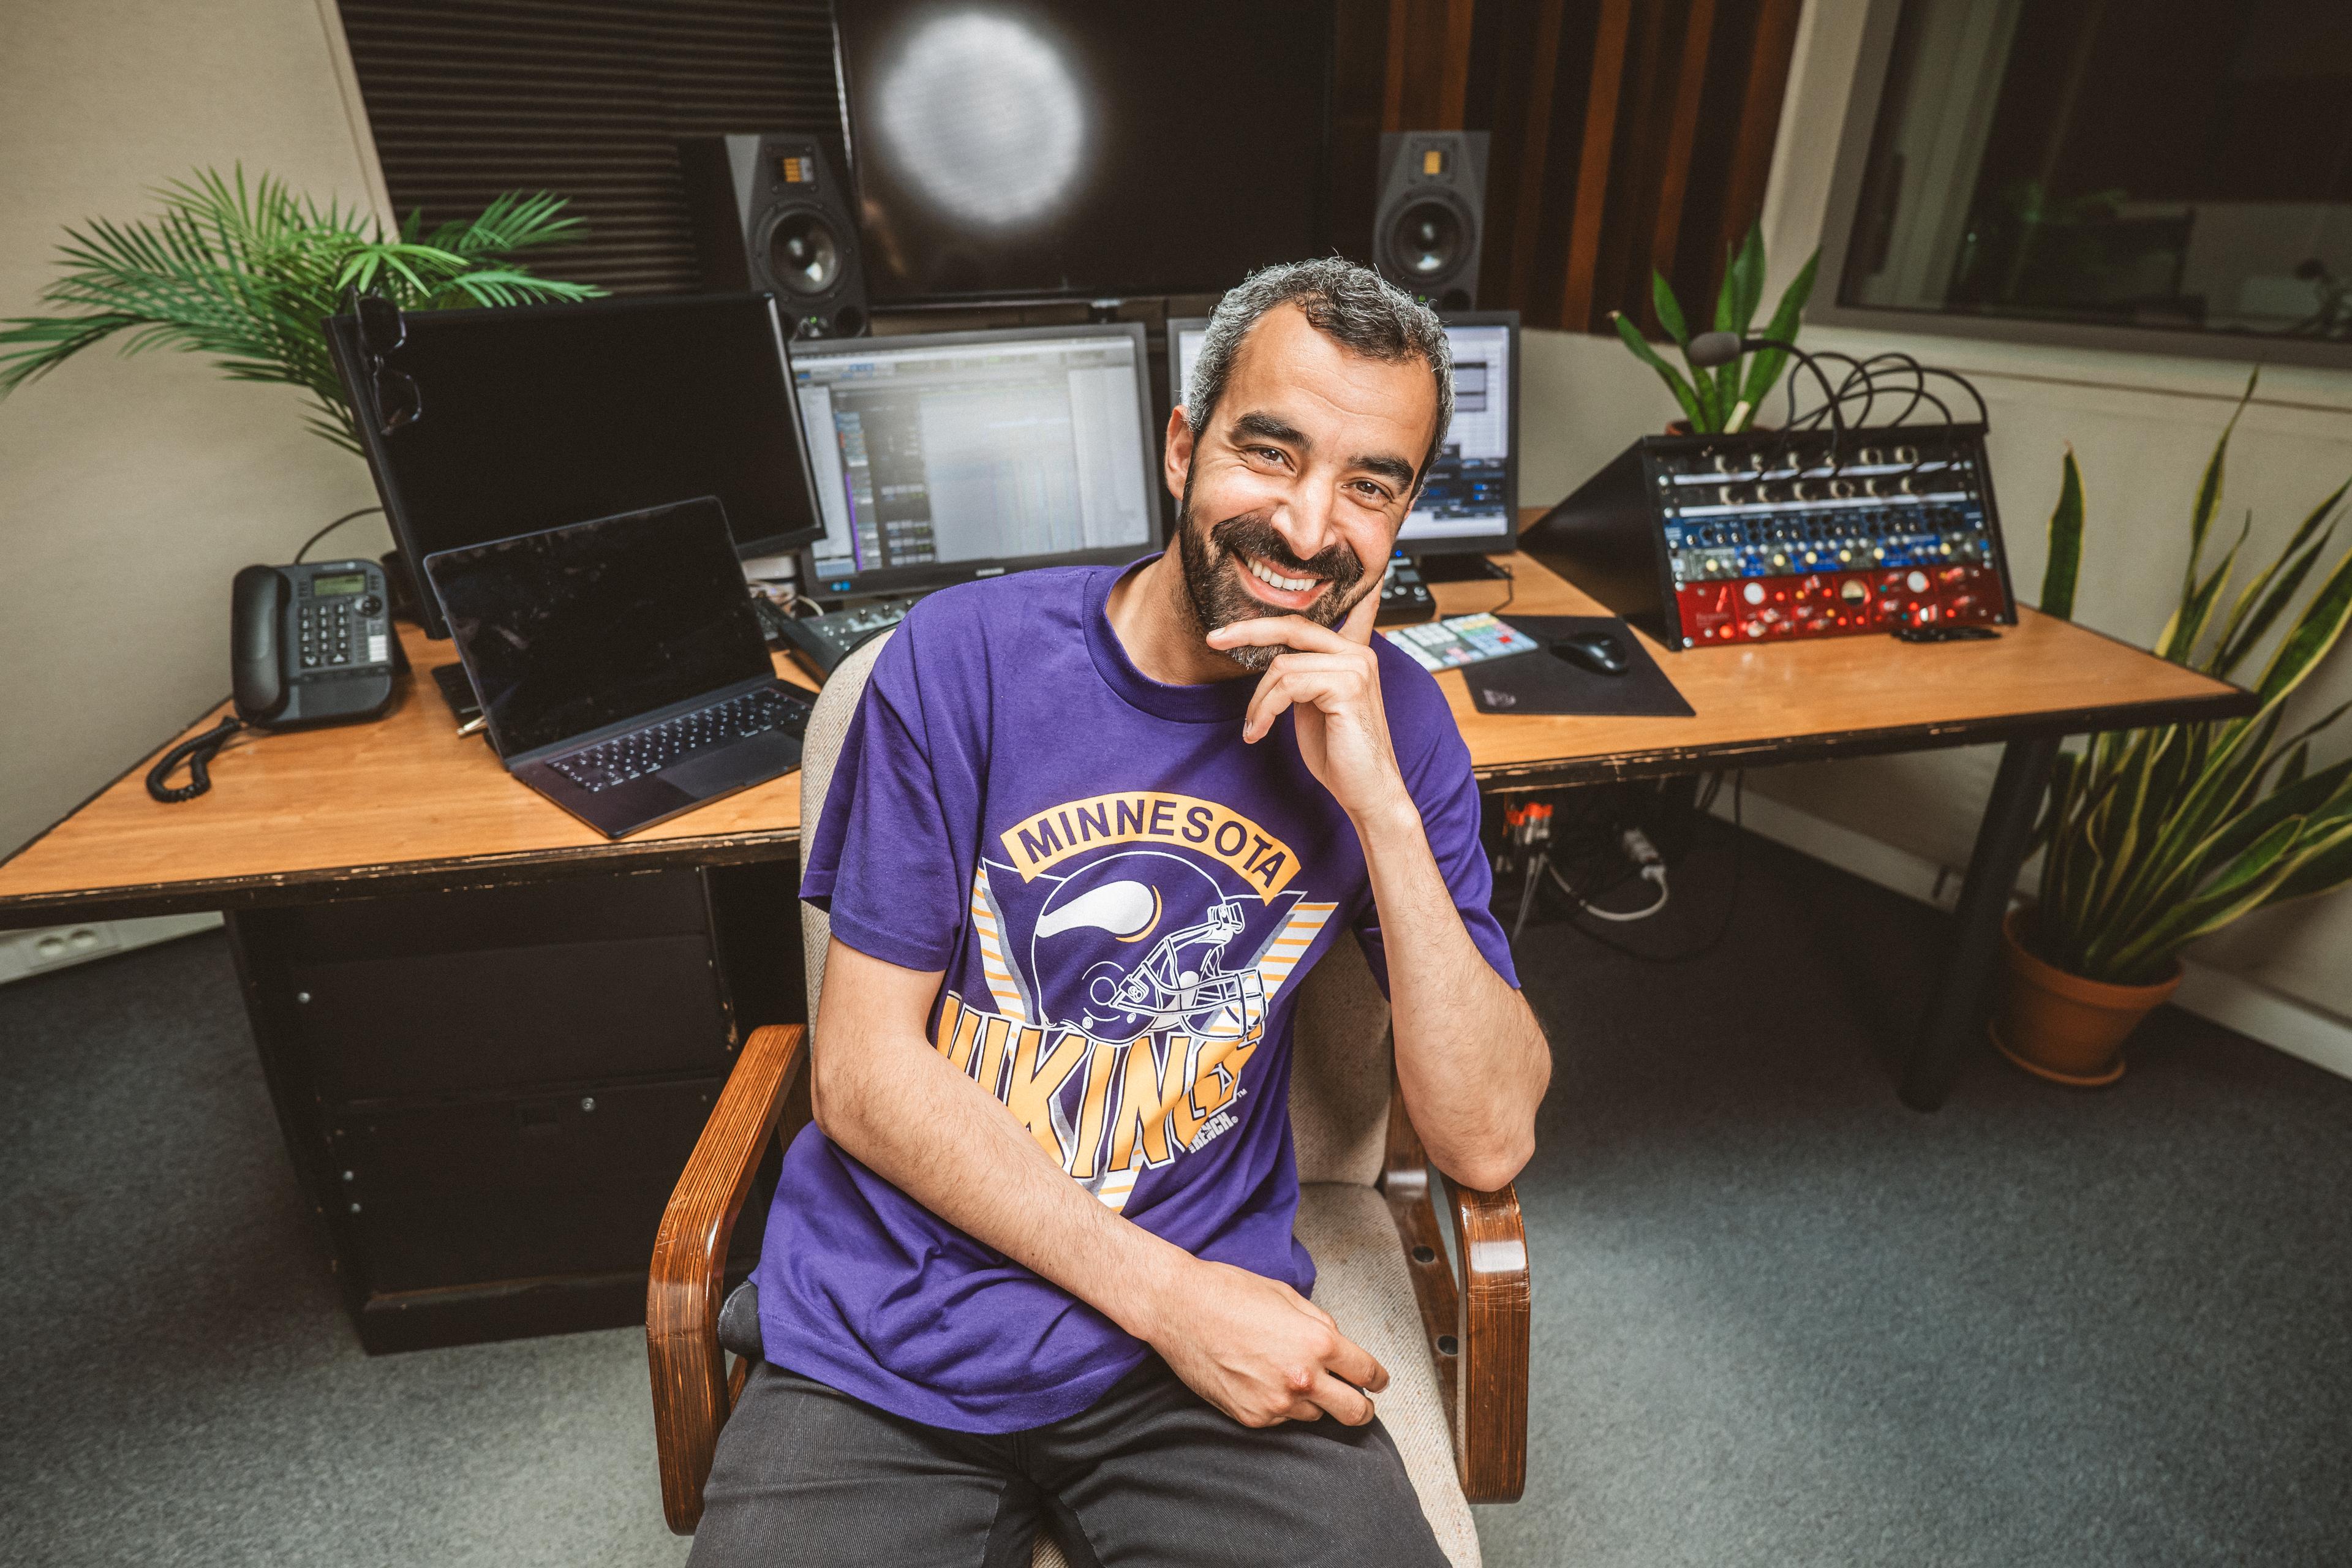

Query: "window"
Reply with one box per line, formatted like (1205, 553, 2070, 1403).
(1820, 0, 2352, 364)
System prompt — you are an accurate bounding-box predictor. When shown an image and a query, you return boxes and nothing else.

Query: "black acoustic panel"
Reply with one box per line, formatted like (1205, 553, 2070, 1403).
(338, 1, 842, 296)
(337, 1074, 733, 1292)
(291, 932, 731, 1104)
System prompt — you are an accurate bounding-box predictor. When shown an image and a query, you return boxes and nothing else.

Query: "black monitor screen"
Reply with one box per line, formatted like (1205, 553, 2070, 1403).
(424, 499, 773, 760)
(834, 2, 1333, 303)
(1168, 311, 1518, 554)
(334, 293, 823, 635)
(791, 323, 1161, 596)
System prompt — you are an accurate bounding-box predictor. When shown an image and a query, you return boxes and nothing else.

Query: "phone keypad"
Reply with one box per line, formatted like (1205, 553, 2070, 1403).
(297, 571, 390, 673)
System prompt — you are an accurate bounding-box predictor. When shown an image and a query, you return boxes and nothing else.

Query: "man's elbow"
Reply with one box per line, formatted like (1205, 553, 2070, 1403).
(807, 1039, 858, 1145)
(1441, 1136, 1534, 1195)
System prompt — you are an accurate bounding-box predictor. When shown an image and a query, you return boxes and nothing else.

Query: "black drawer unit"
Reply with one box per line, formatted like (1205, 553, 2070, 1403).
(342, 1074, 733, 1291)
(227, 862, 802, 1353)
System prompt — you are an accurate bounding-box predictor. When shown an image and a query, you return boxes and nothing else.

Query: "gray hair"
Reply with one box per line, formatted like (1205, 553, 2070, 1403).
(1184, 258, 1453, 496)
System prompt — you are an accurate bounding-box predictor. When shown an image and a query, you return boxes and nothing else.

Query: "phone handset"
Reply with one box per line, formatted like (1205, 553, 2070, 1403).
(231, 564, 292, 724)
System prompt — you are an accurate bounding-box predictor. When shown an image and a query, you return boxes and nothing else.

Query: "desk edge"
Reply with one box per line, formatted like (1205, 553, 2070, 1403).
(1467, 683, 2257, 791)
(0, 827, 804, 930)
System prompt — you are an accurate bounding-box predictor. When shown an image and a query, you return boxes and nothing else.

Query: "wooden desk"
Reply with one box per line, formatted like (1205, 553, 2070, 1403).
(0, 543, 2248, 1114)
(0, 550, 2239, 916)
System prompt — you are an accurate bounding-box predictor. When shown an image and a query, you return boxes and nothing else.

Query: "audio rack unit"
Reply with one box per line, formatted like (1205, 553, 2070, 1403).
(1522, 424, 2016, 650)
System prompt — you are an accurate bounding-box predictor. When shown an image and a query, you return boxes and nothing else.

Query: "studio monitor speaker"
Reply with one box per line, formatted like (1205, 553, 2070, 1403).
(1373, 131, 1490, 311)
(681, 134, 870, 339)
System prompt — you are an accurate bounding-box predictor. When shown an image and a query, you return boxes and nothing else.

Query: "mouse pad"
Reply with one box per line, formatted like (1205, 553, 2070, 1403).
(1463, 616, 1695, 717)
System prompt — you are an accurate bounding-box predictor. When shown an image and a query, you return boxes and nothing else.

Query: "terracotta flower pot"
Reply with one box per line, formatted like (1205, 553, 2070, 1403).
(1990, 907, 2181, 1087)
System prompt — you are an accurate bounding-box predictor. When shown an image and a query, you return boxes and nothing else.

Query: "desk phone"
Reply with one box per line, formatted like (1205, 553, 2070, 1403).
(232, 560, 399, 727)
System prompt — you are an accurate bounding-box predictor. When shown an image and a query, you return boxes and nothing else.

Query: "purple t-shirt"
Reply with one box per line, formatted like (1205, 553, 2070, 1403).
(753, 560, 1517, 1433)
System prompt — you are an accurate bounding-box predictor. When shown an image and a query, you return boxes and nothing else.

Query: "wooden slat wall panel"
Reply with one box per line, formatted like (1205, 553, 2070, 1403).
(339, 1, 842, 296)
(1380, 0, 1803, 334)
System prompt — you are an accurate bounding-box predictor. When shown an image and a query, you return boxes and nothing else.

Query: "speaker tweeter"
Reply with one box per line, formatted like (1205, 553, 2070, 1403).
(682, 134, 870, 340)
(1373, 131, 1489, 312)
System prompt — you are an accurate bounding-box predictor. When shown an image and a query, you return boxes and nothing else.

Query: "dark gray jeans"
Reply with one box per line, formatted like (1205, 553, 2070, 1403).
(687, 1357, 1451, 1568)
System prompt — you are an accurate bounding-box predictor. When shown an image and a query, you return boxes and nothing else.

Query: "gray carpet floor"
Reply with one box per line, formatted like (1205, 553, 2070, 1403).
(2, 826, 2347, 1566)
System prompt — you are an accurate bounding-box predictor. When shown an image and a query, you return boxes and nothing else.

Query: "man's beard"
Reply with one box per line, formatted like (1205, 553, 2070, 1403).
(1175, 467, 1373, 673)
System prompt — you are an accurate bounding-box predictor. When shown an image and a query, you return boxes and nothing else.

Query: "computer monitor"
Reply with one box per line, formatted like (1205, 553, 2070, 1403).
(832, 2, 1333, 305)
(788, 323, 1161, 598)
(328, 293, 826, 637)
(1166, 311, 1520, 559)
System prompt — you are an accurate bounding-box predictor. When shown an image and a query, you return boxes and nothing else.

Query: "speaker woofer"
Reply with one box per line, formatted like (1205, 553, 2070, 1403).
(1392, 198, 1466, 279)
(766, 211, 841, 296)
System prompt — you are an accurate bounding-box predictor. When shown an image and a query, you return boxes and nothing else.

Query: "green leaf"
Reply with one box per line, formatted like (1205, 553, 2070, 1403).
(2261, 820, 2352, 907)
(2182, 368, 2257, 603)
(2157, 510, 2248, 665)
(1731, 222, 1768, 334)
(1651, 271, 1689, 345)
(2041, 447, 2083, 619)
(2102, 817, 2304, 982)
(2252, 544, 2352, 709)
(2211, 478, 2346, 677)
(1739, 249, 1819, 415)
(1613, 312, 1705, 429)
(2182, 752, 2352, 878)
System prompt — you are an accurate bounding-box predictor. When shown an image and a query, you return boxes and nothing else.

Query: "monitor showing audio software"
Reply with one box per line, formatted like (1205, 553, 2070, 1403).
(1167, 311, 1520, 557)
(788, 323, 1161, 597)
(326, 292, 826, 638)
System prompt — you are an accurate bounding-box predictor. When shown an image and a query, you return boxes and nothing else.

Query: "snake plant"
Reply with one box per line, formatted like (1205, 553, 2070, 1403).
(2028, 371, 2352, 985)
(1611, 221, 1820, 434)
(0, 166, 600, 456)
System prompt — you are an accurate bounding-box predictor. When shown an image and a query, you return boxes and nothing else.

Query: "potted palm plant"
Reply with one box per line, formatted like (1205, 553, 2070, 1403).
(1611, 220, 1820, 434)
(1999, 374, 2352, 1084)
(0, 166, 601, 454)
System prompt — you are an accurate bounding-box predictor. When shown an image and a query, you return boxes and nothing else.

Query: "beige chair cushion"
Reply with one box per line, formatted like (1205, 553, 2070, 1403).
(797, 628, 897, 1024)
(1293, 1183, 1479, 1568)
(1286, 939, 1394, 1188)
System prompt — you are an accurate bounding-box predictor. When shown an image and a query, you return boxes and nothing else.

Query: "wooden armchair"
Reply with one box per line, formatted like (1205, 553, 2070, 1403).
(646, 633, 1531, 1567)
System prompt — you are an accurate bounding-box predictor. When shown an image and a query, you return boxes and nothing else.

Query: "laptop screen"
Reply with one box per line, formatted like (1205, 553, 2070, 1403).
(424, 497, 772, 759)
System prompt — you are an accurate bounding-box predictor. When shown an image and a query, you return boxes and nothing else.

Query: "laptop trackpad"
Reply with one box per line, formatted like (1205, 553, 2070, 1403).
(660, 729, 802, 794)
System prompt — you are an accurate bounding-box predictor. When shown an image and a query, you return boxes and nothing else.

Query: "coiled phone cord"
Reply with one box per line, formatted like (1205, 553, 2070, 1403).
(146, 714, 246, 803)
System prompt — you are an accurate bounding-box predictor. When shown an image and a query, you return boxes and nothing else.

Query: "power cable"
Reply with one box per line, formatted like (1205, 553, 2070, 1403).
(294, 505, 384, 563)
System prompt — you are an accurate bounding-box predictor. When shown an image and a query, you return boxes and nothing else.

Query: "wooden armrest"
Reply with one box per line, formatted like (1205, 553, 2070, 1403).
(646, 1022, 805, 1536)
(1380, 1082, 1531, 1503)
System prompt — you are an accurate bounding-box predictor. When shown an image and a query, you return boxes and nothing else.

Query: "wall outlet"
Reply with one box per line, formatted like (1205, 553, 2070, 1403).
(0, 913, 222, 986)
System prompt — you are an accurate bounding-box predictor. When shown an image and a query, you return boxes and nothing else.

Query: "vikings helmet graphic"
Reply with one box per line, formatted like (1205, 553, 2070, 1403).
(1028, 851, 1268, 1044)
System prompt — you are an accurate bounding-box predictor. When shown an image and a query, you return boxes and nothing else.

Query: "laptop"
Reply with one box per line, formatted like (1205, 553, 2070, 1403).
(423, 497, 812, 839)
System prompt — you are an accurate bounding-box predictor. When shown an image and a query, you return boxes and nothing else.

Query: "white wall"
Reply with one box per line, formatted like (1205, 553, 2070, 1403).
(1518, 0, 2352, 1060)
(0, 0, 393, 858)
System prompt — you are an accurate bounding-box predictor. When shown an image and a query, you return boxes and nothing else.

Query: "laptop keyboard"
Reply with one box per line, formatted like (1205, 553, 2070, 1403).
(548, 687, 810, 794)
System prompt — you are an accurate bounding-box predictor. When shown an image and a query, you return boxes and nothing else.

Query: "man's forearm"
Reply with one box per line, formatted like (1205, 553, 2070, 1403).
(813, 948, 1193, 1341)
(1351, 795, 1550, 1191)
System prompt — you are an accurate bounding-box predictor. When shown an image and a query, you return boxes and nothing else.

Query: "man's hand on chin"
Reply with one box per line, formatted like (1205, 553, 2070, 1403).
(1207, 587, 1416, 829)
(1129, 1256, 1389, 1428)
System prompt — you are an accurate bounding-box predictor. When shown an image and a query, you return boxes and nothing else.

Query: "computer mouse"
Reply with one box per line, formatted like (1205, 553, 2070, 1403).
(1551, 631, 1629, 677)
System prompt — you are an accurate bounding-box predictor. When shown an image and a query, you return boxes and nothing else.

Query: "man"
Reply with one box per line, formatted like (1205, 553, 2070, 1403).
(695, 259, 1551, 1567)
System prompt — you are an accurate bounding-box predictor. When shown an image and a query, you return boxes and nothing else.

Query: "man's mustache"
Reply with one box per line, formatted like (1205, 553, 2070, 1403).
(1208, 514, 1363, 594)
